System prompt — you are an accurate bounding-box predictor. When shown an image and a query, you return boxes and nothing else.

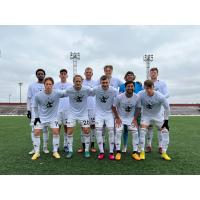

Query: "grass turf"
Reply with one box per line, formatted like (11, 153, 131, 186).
(0, 116, 199, 175)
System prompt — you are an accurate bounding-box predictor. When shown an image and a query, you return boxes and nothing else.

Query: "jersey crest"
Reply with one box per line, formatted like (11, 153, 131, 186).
(99, 95, 109, 103)
(74, 94, 84, 102)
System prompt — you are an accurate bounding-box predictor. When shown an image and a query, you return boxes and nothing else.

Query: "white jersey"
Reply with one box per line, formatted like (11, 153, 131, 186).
(113, 93, 140, 125)
(92, 86, 118, 116)
(54, 82, 72, 112)
(97, 77, 123, 89)
(33, 90, 67, 123)
(153, 80, 169, 98)
(27, 82, 44, 110)
(83, 79, 98, 110)
(138, 90, 170, 119)
(66, 86, 93, 117)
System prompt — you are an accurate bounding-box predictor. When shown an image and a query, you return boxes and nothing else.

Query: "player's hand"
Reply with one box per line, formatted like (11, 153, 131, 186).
(161, 120, 169, 131)
(27, 110, 31, 119)
(132, 118, 138, 128)
(115, 117, 122, 128)
(34, 118, 41, 126)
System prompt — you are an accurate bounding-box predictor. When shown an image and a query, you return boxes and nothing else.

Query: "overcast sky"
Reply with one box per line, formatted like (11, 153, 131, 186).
(0, 25, 199, 103)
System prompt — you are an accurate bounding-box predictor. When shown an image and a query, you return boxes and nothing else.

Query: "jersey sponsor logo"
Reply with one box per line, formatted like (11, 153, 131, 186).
(99, 95, 109, 103)
(74, 94, 84, 102)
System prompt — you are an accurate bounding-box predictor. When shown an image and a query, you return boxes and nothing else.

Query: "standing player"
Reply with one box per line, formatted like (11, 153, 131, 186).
(54, 69, 72, 152)
(27, 68, 49, 155)
(78, 67, 97, 153)
(112, 81, 141, 161)
(65, 75, 93, 159)
(31, 77, 68, 160)
(119, 71, 143, 153)
(138, 80, 171, 161)
(146, 67, 170, 153)
(93, 75, 118, 160)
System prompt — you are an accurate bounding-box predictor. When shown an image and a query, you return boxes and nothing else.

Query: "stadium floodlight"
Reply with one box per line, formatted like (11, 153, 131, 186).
(143, 54, 154, 80)
(18, 82, 23, 104)
(70, 52, 80, 77)
(9, 94, 11, 104)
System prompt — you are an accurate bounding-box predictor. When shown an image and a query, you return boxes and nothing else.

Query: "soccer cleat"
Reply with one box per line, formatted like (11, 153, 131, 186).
(43, 147, 49, 154)
(29, 149, 35, 155)
(115, 153, 121, 161)
(84, 151, 91, 158)
(66, 151, 73, 159)
(77, 148, 84, 153)
(132, 153, 141, 161)
(90, 148, 97, 153)
(98, 153, 105, 160)
(159, 147, 162, 154)
(140, 151, 145, 160)
(122, 146, 127, 153)
(53, 152, 61, 159)
(161, 152, 171, 161)
(145, 146, 152, 153)
(109, 153, 115, 160)
(63, 146, 68, 153)
(31, 152, 40, 160)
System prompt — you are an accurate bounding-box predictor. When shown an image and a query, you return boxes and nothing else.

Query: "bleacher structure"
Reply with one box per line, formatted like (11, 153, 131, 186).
(0, 103, 200, 116)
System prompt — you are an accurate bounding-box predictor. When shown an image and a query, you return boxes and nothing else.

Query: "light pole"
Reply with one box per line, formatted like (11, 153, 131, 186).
(9, 94, 11, 104)
(70, 52, 80, 77)
(18, 82, 23, 103)
(143, 54, 154, 80)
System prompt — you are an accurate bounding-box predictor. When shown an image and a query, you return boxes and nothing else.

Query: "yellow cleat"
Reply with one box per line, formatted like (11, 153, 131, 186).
(161, 152, 171, 161)
(132, 153, 141, 161)
(53, 152, 61, 159)
(31, 152, 40, 160)
(115, 153, 121, 161)
(140, 151, 145, 160)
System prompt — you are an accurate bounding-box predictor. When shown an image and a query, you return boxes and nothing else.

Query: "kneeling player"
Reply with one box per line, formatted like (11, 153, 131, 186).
(32, 77, 68, 160)
(138, 80, 171, 161)
(112, 81, 140, 161)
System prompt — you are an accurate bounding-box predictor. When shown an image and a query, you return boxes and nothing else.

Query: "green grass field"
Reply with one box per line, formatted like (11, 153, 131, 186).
(0, 116, 199, 175)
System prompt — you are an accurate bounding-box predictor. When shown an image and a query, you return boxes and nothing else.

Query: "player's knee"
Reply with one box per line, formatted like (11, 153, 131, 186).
(67, 127, 73, 135)
(83, 128, 90, 134)
(34, 129, 41, 136)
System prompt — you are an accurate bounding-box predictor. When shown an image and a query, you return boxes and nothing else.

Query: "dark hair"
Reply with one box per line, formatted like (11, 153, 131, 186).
(125, 81, 134, 88)
(104, 65, 113, 71)
(60, 69, 68, 74)
(124, 71, 136, 80)
(36, 68, 46, 76)
(144, 80, 154, 88)
(150, 67, 159, 73)
(100, 75, 109, 82)
(44, 77, 54, 85)
(73, 74, 83, 82)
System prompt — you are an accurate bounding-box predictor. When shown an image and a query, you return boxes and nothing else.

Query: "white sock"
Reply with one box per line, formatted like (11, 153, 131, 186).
(139, 128, 147, 151)
(31, 126, 34, 144)
(161, 129, 169, 153)
(81, 130, 85, 143)
(67, 134, 73, 152)
(64, 132, 68, 147)
(158, 130, 162, 148)
(108, 128, 114, 153)
(33, 135, 40, 153)
(90, 128, 96, 143)
(96, 128, 104, 153)
(84, 133, 91, 152)
(53, 135, 60, 152)
(115, 129, 122, 151)
(131, 130, 139, 152)
(102, 125, 106, 143)
(42, 128, 49, 148)
(146, 126, 153, 147)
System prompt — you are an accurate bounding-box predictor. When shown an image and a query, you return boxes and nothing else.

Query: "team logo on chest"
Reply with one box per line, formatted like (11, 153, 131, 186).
(74, 94, 84, 102)
(125, 105, 132, 112)
(145, 100, 154, 109)
(46, 100, 54, 108)
(100, 95, 109, 103)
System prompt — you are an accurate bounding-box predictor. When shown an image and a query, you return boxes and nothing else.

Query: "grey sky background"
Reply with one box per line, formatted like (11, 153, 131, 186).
(0, 25, 199, 103)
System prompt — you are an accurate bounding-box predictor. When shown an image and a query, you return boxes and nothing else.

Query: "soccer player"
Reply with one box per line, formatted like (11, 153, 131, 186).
(54, 69, 72, 152)
(65, 75, 93, 159)
(112, 81, 141, 161)
(146, 67, 170, 153)
(119, 71, 143, 153)
(78, 67, 97, 153)
(31, 77, 68, 160)
(93, 75, 118, 160)
(27, 68, 49, 155)
(138, 80, 171, 161)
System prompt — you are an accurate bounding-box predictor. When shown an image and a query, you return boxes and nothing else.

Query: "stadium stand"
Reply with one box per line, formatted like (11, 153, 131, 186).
(0, 103, 27, 115)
